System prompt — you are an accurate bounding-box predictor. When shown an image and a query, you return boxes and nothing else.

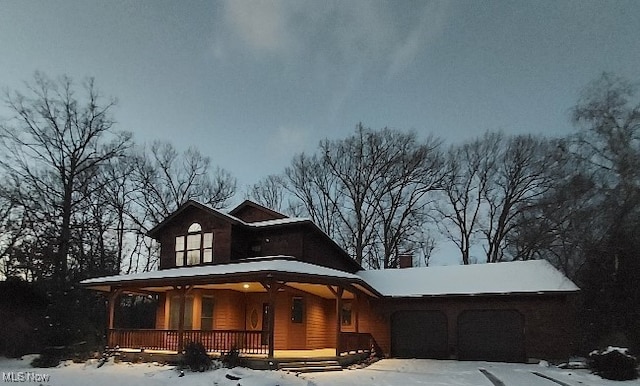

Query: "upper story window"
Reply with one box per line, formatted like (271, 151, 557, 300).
(175, 222, 213, 266)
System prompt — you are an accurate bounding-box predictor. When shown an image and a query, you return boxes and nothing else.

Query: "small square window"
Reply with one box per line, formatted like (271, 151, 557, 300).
(291, 297, 304, 323)
(203, 249, 213, 263)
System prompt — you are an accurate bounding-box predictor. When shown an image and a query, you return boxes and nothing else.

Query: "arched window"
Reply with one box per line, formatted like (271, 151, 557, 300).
(175, 222, 213, 266)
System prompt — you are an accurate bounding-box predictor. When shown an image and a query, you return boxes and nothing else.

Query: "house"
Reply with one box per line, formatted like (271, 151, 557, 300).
(81, 200, 579, 367)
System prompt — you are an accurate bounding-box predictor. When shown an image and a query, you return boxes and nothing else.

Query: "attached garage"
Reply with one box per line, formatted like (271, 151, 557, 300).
(457, 309, 525, 362)
(391, 310, 448, 358)
(359, 260, 579, 362)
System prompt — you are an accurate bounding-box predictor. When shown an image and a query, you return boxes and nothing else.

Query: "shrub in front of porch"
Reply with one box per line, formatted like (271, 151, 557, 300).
(182, 341, 213, 372)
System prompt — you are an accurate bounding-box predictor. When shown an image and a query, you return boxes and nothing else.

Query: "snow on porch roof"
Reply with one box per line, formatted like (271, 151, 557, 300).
(356, 259, 579, 297)
(81, 256, 362, 288)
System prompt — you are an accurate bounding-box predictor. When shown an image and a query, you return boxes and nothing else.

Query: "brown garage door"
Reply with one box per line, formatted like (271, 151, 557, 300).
(391, 310, 448, 358)
(457, 309, 525, 362)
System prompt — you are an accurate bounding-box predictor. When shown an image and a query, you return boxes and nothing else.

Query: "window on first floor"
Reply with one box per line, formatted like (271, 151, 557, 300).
(291, 297, 304, 323)
(169, 295, 194, 330)
(201, 296, 214, 331)
(175, 222, 213, 266)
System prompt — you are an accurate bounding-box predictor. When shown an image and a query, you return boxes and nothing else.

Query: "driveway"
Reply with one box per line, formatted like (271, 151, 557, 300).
(306, 359, 640, 386)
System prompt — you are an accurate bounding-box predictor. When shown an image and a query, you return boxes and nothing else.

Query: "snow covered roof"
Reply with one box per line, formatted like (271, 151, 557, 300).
(247, 217, 311, 227)
(356, 260, 579, 297)
(81, 256, 364, 289)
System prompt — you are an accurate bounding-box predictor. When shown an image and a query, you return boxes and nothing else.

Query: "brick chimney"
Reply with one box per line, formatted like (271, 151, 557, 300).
(398, 253, 413, 269)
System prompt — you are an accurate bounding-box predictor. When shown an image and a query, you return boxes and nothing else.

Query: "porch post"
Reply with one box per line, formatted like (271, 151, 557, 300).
(353, 292, 359, 333)
(261, 278, 282, 359)
(177, 286, 186, 352)
(106, 288, 122, 348)
(335, 286, 344, 356)
(107, 290, 119, 329)
(267, 280, 278, 359)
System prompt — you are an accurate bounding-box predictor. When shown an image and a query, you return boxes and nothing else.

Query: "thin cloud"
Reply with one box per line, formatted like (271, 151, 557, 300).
(223, 0, 293, 53)
(387, 2, 451, 78)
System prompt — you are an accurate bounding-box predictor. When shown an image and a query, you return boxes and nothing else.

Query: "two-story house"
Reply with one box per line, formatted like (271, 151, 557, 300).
(82, 200, 579, 368)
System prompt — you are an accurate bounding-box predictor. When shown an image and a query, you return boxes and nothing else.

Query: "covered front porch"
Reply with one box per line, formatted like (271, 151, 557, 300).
(82, 258, 383, 363)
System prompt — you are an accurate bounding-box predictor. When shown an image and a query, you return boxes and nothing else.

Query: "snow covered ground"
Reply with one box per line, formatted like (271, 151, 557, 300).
(1, 356, 639, 386)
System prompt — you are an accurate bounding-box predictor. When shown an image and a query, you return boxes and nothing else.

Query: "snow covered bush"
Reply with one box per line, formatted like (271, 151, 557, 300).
(588, 346, 638, 380)
(181, 341, 212, 372)
(221, 347, 241, 368)
(30, 348, 61, 368)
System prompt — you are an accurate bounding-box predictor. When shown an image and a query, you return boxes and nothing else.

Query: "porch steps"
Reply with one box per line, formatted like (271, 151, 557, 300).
(278, 359, 343, 373)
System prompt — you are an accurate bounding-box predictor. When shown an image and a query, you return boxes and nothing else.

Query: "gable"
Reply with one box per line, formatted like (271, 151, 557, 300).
(229, 200, 287, 223)
(147, 200, 241, 240)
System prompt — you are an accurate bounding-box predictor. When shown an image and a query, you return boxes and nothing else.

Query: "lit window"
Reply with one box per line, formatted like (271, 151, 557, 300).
(188, 223, 202, 233)
(174, 223, 214, 266)
(175, 236, 185, 266)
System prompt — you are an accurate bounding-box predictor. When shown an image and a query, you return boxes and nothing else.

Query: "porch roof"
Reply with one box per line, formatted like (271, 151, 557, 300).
(81, 256, 380, 296)
(357, 259, 579, 297)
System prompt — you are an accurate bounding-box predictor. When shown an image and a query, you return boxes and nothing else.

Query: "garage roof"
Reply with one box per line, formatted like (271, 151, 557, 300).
(357, 259, 579, 297)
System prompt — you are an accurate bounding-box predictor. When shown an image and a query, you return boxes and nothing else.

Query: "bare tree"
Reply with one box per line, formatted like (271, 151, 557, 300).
(369, 130, 444, 268)
(435, 133, 499, 264)
(285, 124, 444, 268)
(0, 72, 132, 285)
(482, 134, 560, 263)
(285, 153, 342, 238)
(133, 141, 236, 225)
(246, 174, 303, 216)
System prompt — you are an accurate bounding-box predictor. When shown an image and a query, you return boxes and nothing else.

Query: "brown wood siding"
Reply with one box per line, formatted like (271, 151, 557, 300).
(355, 297, 389, 354)
(373, 294, 576, 360)
(303, 230, 359, 272)
(250, 228, 304, 258)
(158, 206, 233, 269)
(305, 295, 333, 349)
(231, 205, 285, 222)
(208, 290, 245, 330)
(273, 292, 290, 350)
(229, 225, 250, 261)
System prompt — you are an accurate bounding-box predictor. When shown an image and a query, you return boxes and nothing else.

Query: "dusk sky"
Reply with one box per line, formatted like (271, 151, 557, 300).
(1, 0, 639, 193)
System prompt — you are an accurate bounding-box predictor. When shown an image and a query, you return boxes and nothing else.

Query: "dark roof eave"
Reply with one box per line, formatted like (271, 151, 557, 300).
(382, 289, 580, 299)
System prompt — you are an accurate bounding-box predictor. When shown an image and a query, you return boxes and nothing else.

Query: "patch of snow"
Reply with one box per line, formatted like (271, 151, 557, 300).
(247, 218, 310, 227)
(2, 357, 639, 386)
(603, 346, 630, 355)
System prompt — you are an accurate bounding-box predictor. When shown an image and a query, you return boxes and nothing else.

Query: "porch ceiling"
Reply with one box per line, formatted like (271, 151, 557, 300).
(119, 281, 356, 299)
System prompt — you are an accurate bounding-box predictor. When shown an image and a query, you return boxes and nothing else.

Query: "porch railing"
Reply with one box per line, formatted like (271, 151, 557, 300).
(338, 332, 379, 356)
(108, 329, 267, 355)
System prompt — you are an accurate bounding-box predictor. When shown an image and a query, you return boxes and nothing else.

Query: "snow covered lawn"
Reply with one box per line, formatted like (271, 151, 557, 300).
(1, 356, 639, 386)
